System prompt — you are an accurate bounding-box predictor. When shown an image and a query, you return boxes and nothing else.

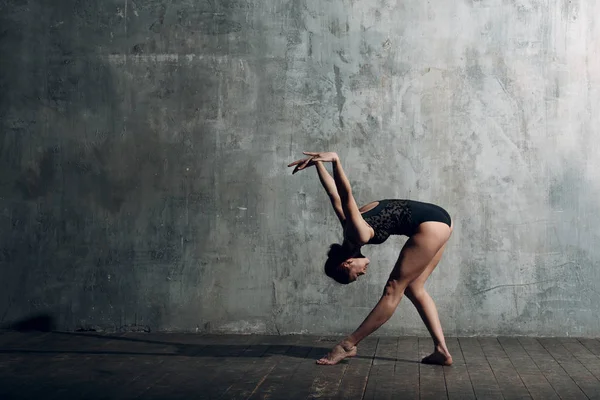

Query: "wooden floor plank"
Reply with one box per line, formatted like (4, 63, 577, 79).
(459, 337, 503, 400)
(444, 337, 475, 400)
(0, 331, 28, 346)
(419, 337, 448, 400)
(222, 335, 293, 399)
(300, 336, 349, 399)
(40, 332, 132, 354)
(392, 336, 420, 400)
(560, 338, 600, 381)
(335, 336, 378, 400)
(176, 335, 302, 399)
(479, 337, 531, 399)
(224, 360, 279, 400)
(539, 338, 600, 399)
(139, 358, 256, 400)
(101, 335, 251, 400)
(74, 335, 255, 400)
(578, 338, 600, 357)
(0, 353, 97, 400)
(3, 332, 600, 400)
(363, 337, 398, 400)
(276, 342, 343, 400)
(0, 332, 124, 400)
(194, 336, 275, 400)
(134, 335, 258, 400)
(0, 331, 51, 348)
(7, 331, 180, 356)
(77, 355, 169, 400)
(71, 331, 222, 400)
(247, 335, 314, 400)
(192, 334, 255, 358)
(518, 338, 587, 400)
(497, 337, 559, 400)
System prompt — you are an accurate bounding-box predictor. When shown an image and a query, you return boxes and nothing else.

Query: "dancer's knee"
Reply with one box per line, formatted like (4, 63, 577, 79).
(382, 279, 406, 302)
(405, 285, 427, 302)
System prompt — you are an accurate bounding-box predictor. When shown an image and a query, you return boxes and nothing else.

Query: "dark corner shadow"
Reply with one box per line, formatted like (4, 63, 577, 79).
(0, 330, 420, 364)
(1, 314, 56, 332)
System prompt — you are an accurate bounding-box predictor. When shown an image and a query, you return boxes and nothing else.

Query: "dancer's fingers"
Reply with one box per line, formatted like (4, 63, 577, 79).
(287, 158, 307, 167)
(298, 160, 310, 171)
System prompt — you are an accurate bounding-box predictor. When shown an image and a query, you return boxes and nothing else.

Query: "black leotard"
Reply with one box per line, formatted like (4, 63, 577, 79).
(360, 199, 452, 245)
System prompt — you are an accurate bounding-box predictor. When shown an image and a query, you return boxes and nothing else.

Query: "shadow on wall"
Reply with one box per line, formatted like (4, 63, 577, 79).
(1, 314, 56, 332)
(1, 0, 250, 333)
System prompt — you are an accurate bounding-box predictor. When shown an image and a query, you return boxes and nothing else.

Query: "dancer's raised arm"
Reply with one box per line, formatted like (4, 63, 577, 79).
(288, 151, 372, 244)
(289, 153, 344, 223)
(315, 161, 346, 224)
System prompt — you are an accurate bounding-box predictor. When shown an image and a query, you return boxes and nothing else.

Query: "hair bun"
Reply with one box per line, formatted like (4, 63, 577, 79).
(328, 243, 344, 258)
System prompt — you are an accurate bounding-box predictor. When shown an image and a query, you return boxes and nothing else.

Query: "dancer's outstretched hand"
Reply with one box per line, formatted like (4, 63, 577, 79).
(287, 151, 338, 174)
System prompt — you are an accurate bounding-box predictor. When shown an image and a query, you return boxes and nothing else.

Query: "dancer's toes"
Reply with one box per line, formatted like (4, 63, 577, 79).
(421, 349, 453, 366)
(316, 357, 334, 365)
(316, 343, 357, 366)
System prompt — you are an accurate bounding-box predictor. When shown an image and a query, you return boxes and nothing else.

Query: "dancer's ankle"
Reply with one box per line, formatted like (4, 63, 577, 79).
(435, 343, 450, 355)
(340, 338, 356, 350)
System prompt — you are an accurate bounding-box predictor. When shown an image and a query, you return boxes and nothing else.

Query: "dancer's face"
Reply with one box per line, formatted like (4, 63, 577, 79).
(341, 256, 370, 283)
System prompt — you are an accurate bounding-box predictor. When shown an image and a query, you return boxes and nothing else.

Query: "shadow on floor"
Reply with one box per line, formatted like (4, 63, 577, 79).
(0, 330, 420, 364)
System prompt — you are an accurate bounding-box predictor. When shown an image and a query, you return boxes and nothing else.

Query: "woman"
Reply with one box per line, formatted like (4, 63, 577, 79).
(288, 151, 453, 366)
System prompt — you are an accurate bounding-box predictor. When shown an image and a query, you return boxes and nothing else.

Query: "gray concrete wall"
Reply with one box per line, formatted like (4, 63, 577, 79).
(1, 0, 599, 337)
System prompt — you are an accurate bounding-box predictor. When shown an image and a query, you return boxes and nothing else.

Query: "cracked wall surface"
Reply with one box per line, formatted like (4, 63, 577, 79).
(1, 0, 599, 336)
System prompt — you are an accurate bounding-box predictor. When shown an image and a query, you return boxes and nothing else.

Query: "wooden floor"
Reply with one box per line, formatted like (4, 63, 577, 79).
(1, 331, 600, 399)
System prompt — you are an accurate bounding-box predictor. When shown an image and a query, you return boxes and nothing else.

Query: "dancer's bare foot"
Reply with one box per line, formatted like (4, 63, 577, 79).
(316, 342, 357, 365)
(421, 346, 453, 366)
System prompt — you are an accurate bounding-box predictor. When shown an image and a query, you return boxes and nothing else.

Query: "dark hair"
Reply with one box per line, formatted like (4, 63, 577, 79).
(324, 244, 351, 284)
